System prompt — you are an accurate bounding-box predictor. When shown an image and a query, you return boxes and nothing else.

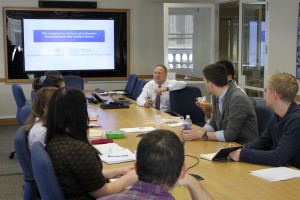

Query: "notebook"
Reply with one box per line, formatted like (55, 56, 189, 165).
(93, 143, 136, 164)
(99, 149, 136, 164)
(200, 146, 243, 161)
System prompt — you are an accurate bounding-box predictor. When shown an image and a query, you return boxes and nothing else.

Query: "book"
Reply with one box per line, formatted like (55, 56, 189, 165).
(200, 146, 243, 161)
(93, 143, 136, 164)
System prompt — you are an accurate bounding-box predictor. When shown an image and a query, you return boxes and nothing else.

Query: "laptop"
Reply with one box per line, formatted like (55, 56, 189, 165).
(100, 103, 129, 109)
(107, 91, 132, 105)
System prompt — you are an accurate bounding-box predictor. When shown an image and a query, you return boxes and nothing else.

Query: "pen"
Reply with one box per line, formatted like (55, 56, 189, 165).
(108, 155, 128, 157)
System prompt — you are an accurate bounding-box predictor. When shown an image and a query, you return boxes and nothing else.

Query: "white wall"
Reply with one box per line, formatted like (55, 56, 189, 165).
(0, 0, 298, 119)
(266, 0, 299, 77)
(0, 0, 213, 119)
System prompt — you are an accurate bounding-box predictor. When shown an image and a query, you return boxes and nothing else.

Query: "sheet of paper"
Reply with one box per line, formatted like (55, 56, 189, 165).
(166, 121, 184, 127)
(109, 178, 132, 189)
(120, 127, 156, 133)
(109, 91, 126, 95)
(250, 167, 300, 181)
(99, 91, 125, 95)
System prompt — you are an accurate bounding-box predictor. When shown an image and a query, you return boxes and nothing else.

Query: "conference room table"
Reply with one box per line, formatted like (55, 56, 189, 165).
(86, 91, 300, 200)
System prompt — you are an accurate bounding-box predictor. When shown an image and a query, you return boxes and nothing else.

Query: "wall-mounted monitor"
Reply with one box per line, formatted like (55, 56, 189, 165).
(23, 18, 115, 72)
(3, 7, 130, 81)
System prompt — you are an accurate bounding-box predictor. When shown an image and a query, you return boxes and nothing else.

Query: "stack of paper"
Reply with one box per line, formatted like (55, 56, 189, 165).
(93, 143, 136, 164)
(250, 167, 300, 181)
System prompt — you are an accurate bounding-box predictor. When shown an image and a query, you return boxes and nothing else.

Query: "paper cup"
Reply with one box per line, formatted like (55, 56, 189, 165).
(154, 115, 162, 125)
(197, 96, 206, 103)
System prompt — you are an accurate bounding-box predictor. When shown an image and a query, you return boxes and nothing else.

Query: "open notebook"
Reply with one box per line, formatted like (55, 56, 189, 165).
(200, 146, 243, 161)
(93, 143, 136, 164)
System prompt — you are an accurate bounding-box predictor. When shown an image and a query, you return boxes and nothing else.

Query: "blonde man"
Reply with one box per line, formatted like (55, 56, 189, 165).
(229, 72, 300, 168)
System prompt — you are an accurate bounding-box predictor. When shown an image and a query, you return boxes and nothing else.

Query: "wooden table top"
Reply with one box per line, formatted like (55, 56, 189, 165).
(86, 92, 300, 200)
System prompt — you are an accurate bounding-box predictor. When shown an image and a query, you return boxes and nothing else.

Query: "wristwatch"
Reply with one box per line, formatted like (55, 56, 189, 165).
(202, 131, 208, 141)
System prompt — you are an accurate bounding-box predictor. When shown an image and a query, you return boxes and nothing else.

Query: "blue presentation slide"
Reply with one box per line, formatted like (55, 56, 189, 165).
(23, 19, 115, 71)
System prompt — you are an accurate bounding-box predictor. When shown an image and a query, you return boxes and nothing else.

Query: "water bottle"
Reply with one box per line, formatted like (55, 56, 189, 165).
(183, 115, 192, 130)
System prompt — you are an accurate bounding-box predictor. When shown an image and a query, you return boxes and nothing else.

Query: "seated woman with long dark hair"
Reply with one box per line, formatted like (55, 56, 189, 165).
(45, 88, 137, 199)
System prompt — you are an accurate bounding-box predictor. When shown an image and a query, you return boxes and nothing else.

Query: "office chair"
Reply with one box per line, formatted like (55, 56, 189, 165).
(254, 105, 274, 136)
(130, 79, 147, 100)
(111, 74, 138, 97)
(20, 105, 32, 126)
(124, 74, 138, 97)
(10, 84, 32, 159)
(63, 75, 84, 90)
(170, 86, 205, 127)
(12, 83, 28, 124)
(249, 97, 256, 106)
(14, 126, 38, 200)
(31, 142, 65, 200)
